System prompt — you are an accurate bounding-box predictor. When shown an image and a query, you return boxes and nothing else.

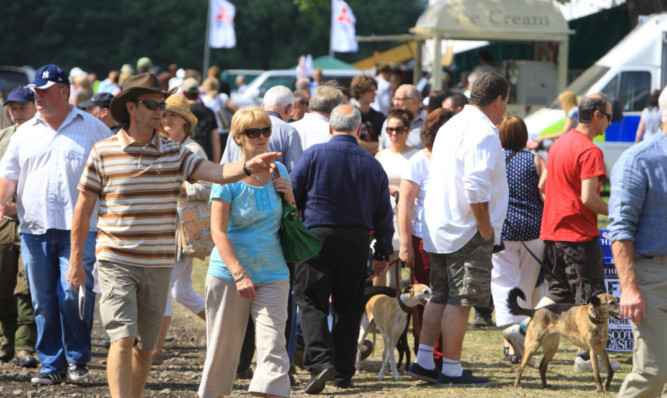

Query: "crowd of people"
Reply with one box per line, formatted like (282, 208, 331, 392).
(0, 55, 665, 398)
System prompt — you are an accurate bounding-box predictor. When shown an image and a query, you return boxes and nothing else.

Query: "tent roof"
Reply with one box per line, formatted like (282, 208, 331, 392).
(311, 56, 358, 70)
(413, 0, 572, 42)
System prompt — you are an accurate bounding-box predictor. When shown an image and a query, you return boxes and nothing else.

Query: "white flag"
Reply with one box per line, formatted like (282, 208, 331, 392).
(330, 0, 358, 53)
(209, 0, 236, 49)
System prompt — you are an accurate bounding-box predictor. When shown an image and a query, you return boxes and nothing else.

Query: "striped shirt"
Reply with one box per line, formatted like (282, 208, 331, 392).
(78, 129, 205, 268)
(0, 107, 112, 234)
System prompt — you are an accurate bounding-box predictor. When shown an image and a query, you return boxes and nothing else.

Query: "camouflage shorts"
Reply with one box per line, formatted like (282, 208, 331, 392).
(428, 231, 494, 306)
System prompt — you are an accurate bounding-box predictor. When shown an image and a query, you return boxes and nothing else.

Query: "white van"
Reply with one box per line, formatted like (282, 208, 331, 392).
(231, 69, 363, 108)
(525, 13, 667, 173)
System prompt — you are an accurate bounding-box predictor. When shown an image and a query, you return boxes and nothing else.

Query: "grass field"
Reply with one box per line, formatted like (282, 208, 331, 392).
(190, 257, 634, 397)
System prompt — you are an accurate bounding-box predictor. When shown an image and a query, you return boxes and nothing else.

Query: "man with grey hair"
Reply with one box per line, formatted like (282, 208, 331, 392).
(291, 104, 393, 393)
(378, 84, 425, 150)
(221, 85, 302, 171)
(291, 85, 343, 150)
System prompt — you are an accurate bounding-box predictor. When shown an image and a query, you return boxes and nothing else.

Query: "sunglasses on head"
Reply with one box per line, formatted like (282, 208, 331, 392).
(242, 127, 272, 138)
(132, 100, 166, 111)
(386, 126, 408, 134)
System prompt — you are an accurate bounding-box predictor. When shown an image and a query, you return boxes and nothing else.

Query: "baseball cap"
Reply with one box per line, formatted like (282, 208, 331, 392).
(28, 64, 70, 89)
(3, 86, 35, 106)
(79, 93, 115, 109)
(182, 77, 199, 95)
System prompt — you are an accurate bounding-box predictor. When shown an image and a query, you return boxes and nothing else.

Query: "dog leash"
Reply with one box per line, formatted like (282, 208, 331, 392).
(502, 219, 574, 295)
(365, 257, 400, 284)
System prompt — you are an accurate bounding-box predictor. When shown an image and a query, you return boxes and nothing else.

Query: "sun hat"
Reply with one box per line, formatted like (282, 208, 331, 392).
(28, 64, 70, 89)
(110, 73, 176, 125)
(164, 94, 198, 136)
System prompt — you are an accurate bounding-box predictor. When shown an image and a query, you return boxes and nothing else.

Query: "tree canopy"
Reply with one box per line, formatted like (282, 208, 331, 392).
(2, 0, 427, 76)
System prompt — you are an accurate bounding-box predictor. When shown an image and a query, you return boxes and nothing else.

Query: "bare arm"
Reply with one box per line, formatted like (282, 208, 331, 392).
(581, 176, 608, 215)
(634, 109, 647, 143)
(0, 178, 18, 219)
(612, 240, 645, 325)
(357, 139, 379, 155)
(210, 129, 221, 164)
(397, 179, 419, 268)
(67, 190, 97, 291)
(191, 151, 281, 184)
(469, 201, 493, 241)
(210, 199, 256, 301)
(538, 167, 547, 198)
(534, 155, 546, 201)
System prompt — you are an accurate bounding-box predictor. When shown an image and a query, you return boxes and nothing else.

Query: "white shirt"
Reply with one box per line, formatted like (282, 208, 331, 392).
(423, 105, 508, 253)
(401, 150, 429, 239)
(371, 74, 392, 116)
(376, 148, 418, 188)
(0, 106, 112, 234)
(290, 112, 330, 151)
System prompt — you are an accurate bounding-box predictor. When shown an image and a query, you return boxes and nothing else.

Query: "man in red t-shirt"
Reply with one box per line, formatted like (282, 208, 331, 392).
(532, 93, 619, 373)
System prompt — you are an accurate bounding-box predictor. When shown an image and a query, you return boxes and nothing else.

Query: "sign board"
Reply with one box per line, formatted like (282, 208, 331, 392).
(599, 230, 633, 352)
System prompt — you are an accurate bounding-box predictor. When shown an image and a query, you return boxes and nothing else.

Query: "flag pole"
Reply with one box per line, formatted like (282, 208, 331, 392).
(329, 0, 334, 57)
(203, 0, 212, 77)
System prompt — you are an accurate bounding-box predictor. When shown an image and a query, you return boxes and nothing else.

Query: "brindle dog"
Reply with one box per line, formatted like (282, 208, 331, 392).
(507, 288, 623, 392)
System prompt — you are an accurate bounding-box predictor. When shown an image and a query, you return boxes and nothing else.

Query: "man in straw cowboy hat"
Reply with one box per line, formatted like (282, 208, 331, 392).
(0, 64, 113, 385)
(65, 72, 280, 397)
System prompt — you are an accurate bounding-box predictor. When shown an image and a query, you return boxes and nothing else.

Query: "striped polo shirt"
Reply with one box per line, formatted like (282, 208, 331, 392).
(78, 129, 205, 267)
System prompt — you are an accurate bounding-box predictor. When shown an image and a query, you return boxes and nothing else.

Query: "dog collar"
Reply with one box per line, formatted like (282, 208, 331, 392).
(397, 295, 411, 314)
(588, 305, 605, 325)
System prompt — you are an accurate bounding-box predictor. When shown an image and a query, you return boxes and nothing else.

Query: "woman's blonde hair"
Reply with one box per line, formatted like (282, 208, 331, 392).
(231, 106, 272, 147)
(558, 90, 578, 115)
(202, 78, 219, 98)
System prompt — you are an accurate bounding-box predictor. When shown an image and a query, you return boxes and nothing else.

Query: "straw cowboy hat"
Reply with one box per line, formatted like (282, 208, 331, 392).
(110, 73, 176, 124)
(164, 94, 198, 136)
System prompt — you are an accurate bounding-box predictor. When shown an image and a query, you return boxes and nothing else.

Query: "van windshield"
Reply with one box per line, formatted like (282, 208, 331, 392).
(547, 64, 610, 109)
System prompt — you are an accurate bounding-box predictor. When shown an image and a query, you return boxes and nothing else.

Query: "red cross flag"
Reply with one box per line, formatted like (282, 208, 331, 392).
(330, 0, 358, 53)
(209, 0, 236, 49)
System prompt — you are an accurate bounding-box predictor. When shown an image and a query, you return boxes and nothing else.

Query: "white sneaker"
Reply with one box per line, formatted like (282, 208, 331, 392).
(503, 325, 525, 359)
(573, 356, 621, 373)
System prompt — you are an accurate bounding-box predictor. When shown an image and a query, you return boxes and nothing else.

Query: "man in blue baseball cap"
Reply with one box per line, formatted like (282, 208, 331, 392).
(0, 86, 38, 369)
(79, 93, 120, 134)
(0, 64, 112, 385)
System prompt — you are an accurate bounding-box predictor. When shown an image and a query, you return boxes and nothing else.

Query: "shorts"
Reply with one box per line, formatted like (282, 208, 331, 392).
(97, 260, 172, 351)
(543, 238, 605, 305)
(429, 231, 494, 306)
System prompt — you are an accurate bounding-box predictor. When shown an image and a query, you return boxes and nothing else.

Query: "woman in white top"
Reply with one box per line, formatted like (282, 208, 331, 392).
(152, 94, 211, 364)
(201, 78, 239, 134)
(374, 108, 418, 287)
(398, 108, 455, 364)
(635, 89, 662, 143)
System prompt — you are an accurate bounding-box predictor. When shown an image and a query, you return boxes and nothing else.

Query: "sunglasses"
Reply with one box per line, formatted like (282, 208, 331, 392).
(132, 100, 166, 111)
(242, 127, 272, 138)
(386, 126, 408, 134)
(598, 109, 612, 121)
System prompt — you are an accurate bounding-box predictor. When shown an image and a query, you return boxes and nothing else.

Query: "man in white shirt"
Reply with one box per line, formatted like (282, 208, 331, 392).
(409, 72, 509, 387)
(0, 64, 112, 385)
(291, 85, 343, 151)
(370, 65, 392, 116)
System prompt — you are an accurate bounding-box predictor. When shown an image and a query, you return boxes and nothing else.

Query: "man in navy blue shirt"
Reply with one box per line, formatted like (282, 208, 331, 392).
(291, 104, 393, 393)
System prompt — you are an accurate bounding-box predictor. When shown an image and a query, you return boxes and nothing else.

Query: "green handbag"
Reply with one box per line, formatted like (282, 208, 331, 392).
(274, 168, 322, 262)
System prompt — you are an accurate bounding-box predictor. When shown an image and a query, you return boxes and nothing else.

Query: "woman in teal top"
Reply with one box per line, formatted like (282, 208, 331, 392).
(198, 107, 293, 398)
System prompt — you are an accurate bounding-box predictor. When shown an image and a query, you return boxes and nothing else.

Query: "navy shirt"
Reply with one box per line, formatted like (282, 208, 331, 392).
(291, 134, 394, 256)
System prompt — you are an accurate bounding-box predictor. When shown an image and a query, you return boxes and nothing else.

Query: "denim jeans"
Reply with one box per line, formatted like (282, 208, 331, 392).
(21, 229, 96, 374)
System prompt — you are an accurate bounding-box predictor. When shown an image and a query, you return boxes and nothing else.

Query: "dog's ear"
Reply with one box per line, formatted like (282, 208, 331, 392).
(403, 285, 413, 294)
(587, 295, 601, 306)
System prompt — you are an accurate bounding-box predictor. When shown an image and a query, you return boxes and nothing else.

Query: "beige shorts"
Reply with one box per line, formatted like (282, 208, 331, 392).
(97, 260, 172, 351)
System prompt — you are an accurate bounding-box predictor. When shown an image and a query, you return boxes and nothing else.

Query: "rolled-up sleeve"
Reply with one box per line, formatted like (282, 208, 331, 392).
(463, 134, 494, 204)
(608, 151, 645, 243)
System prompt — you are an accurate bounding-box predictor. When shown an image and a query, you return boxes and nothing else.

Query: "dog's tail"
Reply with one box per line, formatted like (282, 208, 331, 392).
(507, 288, 535, 317)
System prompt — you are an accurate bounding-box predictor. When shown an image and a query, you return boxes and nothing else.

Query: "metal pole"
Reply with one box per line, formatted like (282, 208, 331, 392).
(329, 0, 334, 57)
(203, 0, 212, 77)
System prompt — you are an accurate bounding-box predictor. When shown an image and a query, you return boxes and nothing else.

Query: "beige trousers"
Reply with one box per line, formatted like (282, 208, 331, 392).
(198, 275, 290, 398)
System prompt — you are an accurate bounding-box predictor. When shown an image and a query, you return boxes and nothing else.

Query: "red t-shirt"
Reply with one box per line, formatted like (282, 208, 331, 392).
(540, 129, 606, 242)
